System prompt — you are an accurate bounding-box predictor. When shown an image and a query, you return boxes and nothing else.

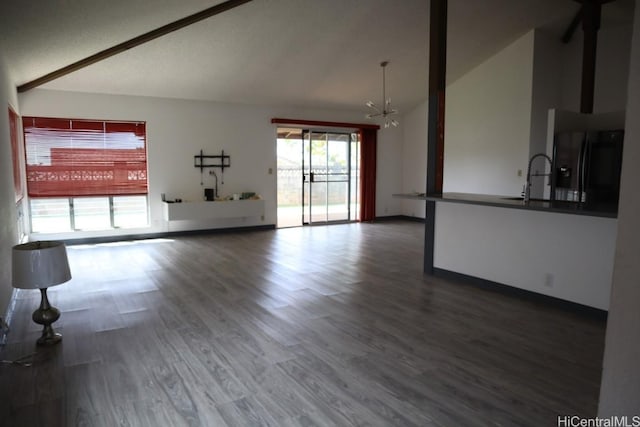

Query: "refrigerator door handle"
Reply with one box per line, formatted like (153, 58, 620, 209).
(578, 137, 588, 203)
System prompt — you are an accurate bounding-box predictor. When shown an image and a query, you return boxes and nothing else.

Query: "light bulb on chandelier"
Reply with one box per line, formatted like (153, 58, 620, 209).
(365, 61, 399, 128)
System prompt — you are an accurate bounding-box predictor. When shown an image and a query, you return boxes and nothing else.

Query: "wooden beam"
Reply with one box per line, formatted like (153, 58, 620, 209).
(424, 0, 447, 275)
(571, 0, 616, 113)
(17, 0, 254, 93)
(561, 8, 583, 44)
(427, 0, 447, 195)
(580, 0, 602, 114)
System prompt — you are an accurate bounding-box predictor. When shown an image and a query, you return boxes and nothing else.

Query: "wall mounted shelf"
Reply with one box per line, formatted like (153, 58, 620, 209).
(163, 199, 264, 222)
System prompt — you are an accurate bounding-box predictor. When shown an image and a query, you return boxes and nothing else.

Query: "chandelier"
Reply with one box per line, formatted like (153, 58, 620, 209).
(365, 61, 399, 128)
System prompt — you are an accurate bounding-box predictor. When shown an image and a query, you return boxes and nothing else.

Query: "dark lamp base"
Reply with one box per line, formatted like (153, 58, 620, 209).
(32, 288, 62, 346)
(37, 329, 62, 346)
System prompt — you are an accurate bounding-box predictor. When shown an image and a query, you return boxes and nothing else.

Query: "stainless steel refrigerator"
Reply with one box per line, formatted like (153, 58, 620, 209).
(552, 130, 624, 205)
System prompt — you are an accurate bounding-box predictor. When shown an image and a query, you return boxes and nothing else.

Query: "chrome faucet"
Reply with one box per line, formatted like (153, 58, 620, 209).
(524, 153, 552, 203)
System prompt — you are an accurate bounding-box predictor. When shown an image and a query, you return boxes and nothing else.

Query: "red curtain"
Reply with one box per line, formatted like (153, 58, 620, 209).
(359, 128, 377, 221)
(22, 117, 147, 197)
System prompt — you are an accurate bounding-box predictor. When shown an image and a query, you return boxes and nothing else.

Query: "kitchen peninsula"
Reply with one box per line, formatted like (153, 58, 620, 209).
(397, 106, 625, 313)
(397, 192, 617, 312)
(424, 192, 618, 218)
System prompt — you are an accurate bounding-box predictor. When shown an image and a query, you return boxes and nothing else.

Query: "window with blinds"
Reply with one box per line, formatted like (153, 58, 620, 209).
(22, 117, 147, 197)
(22, 117, 149, 233)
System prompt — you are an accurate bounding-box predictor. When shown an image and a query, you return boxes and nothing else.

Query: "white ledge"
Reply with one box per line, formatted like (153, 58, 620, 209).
(163, 199, 264, 221)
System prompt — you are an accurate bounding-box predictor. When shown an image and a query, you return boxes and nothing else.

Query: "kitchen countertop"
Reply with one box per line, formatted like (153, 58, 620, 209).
(393, 192, 618, 218)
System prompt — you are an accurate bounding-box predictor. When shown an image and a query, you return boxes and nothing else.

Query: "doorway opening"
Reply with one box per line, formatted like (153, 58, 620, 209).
(277, 128, 360, 227)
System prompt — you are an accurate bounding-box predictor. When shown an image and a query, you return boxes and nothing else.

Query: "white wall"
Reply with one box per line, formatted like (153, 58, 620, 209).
(560, 24, 633, 114)
(375, 124, 403, 217)
(599, 1, 640, 416)
(434, 203, 617, 310)
(18, 89, 403, 238)
(528, 30, 563, 199)
(401, 99, 427, 218)
(403, 23, 633, 204)
(0, 54, 21, 320)
(443, 31, 534, 196)
(400, 30, 545, 215)
(529, 30, 562, 156)
(402, 22, 633, 312)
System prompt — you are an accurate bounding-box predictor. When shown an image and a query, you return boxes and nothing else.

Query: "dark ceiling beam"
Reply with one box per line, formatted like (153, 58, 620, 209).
(580, 0, 601, 113)
(570, 0, 617, 113)
(17, 0, 254, 93)
(562, 8, 583, 43)
(427, 0, 447, 196)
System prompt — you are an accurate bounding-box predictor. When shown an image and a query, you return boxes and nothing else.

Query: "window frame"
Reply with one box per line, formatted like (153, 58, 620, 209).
(22, 116, 150, 234)
(29, 195, 149, 233)
(22, 116, 148, 198)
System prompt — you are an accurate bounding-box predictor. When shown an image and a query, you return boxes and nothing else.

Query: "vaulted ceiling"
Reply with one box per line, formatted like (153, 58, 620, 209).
(0, 0, 634, 113)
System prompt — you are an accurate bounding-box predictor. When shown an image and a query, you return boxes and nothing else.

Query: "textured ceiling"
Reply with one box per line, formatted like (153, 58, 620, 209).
(0, 0, 634, 113)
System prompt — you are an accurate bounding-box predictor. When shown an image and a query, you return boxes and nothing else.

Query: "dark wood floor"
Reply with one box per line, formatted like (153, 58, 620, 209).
(0, 220, 606, 426)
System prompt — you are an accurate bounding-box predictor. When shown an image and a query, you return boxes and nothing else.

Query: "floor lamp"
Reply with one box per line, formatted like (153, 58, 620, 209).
(12, 241, 72, 346)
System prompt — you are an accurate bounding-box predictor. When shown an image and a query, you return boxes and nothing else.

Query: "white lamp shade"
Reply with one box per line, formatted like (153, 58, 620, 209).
(12, 241, 72, 289)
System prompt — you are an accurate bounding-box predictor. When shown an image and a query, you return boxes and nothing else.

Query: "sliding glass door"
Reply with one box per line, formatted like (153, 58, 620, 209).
(277, 128, 359, 227)
(302, 131, 352, 223)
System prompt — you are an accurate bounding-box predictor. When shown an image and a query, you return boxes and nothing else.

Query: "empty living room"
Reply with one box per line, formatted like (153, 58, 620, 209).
(1, 0, 639, 425)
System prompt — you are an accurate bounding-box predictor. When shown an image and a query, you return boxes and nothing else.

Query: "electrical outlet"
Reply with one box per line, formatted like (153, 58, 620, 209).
(268, 168, 273, 175)
(544, 273, 554, 288)
(517, 169, 523, 177)
(261, 215, 264, 221)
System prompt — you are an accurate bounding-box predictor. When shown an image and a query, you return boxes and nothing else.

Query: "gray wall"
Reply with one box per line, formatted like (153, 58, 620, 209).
(598, 1, 640, 416)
